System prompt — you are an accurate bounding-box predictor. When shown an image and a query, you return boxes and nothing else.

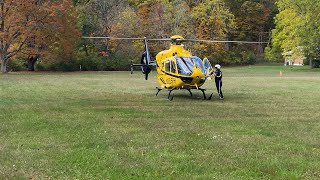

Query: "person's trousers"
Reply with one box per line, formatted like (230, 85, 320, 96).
(215, 80, 223, 98)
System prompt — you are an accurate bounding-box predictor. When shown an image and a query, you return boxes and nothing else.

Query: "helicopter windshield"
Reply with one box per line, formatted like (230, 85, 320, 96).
(175, 57, 194, 76)
(191, 56, 206, 75)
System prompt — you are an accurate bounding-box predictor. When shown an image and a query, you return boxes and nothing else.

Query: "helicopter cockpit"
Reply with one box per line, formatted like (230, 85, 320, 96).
(162, 56, 210, 77)
(174, 56, 207, 76)
(176, 56, 194, 76)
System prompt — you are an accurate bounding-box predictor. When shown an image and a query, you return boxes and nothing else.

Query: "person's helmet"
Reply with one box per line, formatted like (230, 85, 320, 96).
(215, 64, 221, 69)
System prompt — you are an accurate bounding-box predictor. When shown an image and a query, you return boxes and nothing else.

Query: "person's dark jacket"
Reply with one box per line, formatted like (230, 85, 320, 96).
(214, 69, 222, 81)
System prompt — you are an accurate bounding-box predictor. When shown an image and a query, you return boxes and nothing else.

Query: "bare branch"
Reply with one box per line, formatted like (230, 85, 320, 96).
(7, 36, 28, 59)
(4, 30, 22, 50)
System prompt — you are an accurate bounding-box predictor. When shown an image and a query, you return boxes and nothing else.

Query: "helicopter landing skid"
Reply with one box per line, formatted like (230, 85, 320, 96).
(156, 87, 175, 101)
(156, 87, 212, 101)
(198, 88, 213, 100)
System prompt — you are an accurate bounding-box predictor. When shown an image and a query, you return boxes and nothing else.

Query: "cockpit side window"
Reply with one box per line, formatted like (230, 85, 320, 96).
(161, 61, 165, 72)
(203, 58, 213, 75)
(165, 60, 170, 72)
(192, 56, 206, 75)
(171, 60, 176, 73)
(182, 57, 194, 71)
(176, 57, 193, 76)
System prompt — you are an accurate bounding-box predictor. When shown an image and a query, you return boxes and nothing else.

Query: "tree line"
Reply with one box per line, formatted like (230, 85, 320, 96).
(77, 0, 277, 71)
(1, 0, 318, 73)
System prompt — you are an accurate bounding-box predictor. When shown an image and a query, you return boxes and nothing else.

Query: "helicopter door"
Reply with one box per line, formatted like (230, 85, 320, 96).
(161, 61, 165, 72)
(170, 60, 176, 74)
(203, 58, 214, 77)
(164, 60, 177, 74)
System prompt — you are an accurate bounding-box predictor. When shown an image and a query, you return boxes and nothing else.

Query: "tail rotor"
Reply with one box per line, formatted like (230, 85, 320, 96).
(131, 37, 156, 80)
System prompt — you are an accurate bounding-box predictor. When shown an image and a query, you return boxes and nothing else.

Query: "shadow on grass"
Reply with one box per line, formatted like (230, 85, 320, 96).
(155, 91, 247, 102)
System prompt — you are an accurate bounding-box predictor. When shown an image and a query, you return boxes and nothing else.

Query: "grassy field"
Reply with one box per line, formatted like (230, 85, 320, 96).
(1, 65, 320, 179)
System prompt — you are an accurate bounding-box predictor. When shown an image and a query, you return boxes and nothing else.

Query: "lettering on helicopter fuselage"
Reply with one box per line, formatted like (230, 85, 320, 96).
(165, 78, 176, 84)
(160, 77, 165, 84)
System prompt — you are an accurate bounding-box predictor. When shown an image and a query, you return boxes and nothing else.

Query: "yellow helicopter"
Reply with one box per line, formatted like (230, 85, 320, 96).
(84, 35, 267, 100)
(144, 35, 214, 100)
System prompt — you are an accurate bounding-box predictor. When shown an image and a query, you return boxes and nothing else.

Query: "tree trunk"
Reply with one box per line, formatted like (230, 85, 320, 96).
(1, 60, 8, 73)
(0, 52, 8, 73)
(27, 56, 38, 71)
(225, 19, 230, 51)
(225, 33, 230, 51)
(257, 33, 263, 55)
(84, 44, 89, 56)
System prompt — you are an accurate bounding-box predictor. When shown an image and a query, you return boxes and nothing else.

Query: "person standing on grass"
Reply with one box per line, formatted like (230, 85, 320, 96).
(214, 64, 224, 99)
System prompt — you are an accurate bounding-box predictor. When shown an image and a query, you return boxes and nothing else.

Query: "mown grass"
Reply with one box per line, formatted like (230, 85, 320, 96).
(0, 65, 320, 179)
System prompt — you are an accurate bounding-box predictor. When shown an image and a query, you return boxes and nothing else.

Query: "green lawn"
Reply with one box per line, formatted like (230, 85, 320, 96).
(1, 65, 320, 179)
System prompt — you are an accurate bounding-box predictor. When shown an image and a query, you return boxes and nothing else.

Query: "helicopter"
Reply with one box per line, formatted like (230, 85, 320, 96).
(84, 35, 268, 100)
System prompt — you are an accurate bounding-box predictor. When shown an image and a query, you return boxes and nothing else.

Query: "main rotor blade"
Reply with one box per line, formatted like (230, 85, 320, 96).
(82, 36, 173, 41)
(181, 39, 269, 44)
(82, 36, 268, 44)
(82, 37, 145, 40)
(147, 38, 171, 41)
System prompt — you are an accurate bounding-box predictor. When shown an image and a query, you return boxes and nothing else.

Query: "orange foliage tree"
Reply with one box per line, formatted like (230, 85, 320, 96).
(0, 0, 79, 73)
(192, 0, 236, 63)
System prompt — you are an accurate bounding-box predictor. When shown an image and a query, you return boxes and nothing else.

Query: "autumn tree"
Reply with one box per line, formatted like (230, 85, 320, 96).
(0, 0, 79, 73)
(0, 0, 35, 73)
(41, 0, 80, 70)
(110, 6, 143, 57)
(163, 0, 195, 38)
(80, 0, 128, 56)
(192, 0, 236, 63)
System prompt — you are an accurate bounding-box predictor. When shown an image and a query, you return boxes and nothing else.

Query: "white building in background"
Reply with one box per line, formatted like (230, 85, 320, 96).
(283, 47, 305, 66)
